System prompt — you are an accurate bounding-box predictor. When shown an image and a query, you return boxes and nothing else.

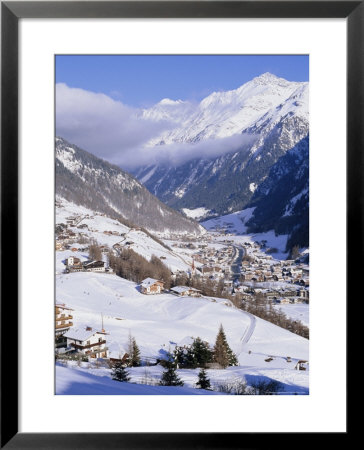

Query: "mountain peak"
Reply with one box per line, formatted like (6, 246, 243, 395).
(252, 72, 286, 84)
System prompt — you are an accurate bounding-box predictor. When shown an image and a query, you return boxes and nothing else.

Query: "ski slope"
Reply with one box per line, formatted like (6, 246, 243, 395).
(56, 269, 309, 393)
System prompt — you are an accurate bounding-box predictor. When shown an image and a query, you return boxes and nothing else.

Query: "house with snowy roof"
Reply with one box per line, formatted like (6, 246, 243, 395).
(55, 303, 73, 337)
(170, 286, 201, 297)
(82, 260, 105, 272)
(64, 327, 108, 359)
(65, 255, 81, 267)
(140, 278, 164, 295)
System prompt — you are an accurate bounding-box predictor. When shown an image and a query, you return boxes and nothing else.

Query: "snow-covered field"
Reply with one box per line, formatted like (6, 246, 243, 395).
(274, 304, 309, 327)
(182, 207, 210, 220)
(56, 269, 309, 394)
(56, 364, 222, 395)
(202, 208, 289, 260)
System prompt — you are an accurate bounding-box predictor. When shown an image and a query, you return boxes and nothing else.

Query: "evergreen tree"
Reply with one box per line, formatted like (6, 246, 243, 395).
(173, 345, 188, 369)
(131, 337, 141, 367)
(196, 368, 211, 390)
(189, 337, 213, 368)
(226, 345, 238, 367)
(213, 324, 238, 368)
(111, 361, 130, 382)
(127, 333, 141, 367)
(159, 363, 184, 387)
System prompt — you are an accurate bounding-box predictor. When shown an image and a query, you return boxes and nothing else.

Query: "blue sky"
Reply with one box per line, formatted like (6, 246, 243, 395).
(56, 55, 308, 107)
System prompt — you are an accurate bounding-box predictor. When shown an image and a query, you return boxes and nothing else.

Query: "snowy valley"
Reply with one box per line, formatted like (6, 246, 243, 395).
(55, 197, 309, 395)
(55, 70, 309, 395)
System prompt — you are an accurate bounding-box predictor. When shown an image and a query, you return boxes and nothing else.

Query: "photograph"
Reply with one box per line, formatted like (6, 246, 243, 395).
(54, 54, 309, 396)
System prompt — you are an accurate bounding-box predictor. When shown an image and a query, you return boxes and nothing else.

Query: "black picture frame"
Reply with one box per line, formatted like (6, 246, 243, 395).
(1, 1, 357, 448)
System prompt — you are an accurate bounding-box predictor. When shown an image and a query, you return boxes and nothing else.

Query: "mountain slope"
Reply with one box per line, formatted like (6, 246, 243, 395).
(133, 73, 308, 250)
(245, 136, 309, 251)
(135, 73, 308, 218)
(142, 72, 307, 145)
(55, 137, 205, 236)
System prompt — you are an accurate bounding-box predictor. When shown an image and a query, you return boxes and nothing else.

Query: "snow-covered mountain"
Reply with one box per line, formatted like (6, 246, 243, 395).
(56, 137, 205, 237)
(142, 72, 308, 145)
(134, 73, 309, 251)
(246, 136, 309, 251)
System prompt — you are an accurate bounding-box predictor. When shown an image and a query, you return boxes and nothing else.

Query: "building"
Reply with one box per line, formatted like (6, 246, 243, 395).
(55, 242, 64, 251)
(55, 303, 74, 337)
(140, 278, 164, 295)
(171, 286, 201, 297)
(64, 327, 108, 359)
(66, 256, 81, 267)
(83, 260, 105, 272)
(295, 360, 309, 371)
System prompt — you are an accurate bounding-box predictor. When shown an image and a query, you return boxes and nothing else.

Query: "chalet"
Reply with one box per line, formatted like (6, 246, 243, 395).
(83, 260, 106, 272)
(109, 353, 130, 366)
(171, 286, 201, 297)
(291, 296, 306, 304)
(140, 278, 164, 295)
(65, 256, 81, 267)
(295, 360, 309, 371)
(55, 303, 74, 337)
(64, 327, 108, 359)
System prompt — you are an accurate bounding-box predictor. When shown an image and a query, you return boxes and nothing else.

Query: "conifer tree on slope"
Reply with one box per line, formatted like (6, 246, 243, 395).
(127, 333, 141, 367)
(131, 338, 141, 367)
(189, 337, 213, 368)
(160, 353, 184, 387)
(213, 324, 238, 368)
(196, 368, 211, 390)
(111, 361, 130, 382)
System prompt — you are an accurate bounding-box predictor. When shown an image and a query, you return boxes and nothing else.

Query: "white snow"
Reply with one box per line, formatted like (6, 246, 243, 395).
(56, 269, 309, 394)
(182, 207, 210, 220)
(56, 198, 194, 272)
(249, 182, 257, 193)
(274, 304, 309, 327)
(144, 73, 308, 148)
(202, 208, 289, 260)
(56, 364, 222, 395)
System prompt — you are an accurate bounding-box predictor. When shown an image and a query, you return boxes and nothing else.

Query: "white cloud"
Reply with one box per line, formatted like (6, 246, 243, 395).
(127, 134, 255, 168)
(56, 83, 172, 163)
(56, 83, 255, 170)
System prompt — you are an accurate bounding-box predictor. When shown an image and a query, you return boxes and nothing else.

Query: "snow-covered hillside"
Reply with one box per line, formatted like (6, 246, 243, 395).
(56, 198, 194, 273)
(56, 268, 309, 394)
(56, 137, 205, 237)
(56, 364, 222, 395)
(202, 208, 289, 260)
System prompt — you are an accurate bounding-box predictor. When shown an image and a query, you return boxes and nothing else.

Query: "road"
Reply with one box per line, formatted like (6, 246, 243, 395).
(238, 310, 257, 355)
